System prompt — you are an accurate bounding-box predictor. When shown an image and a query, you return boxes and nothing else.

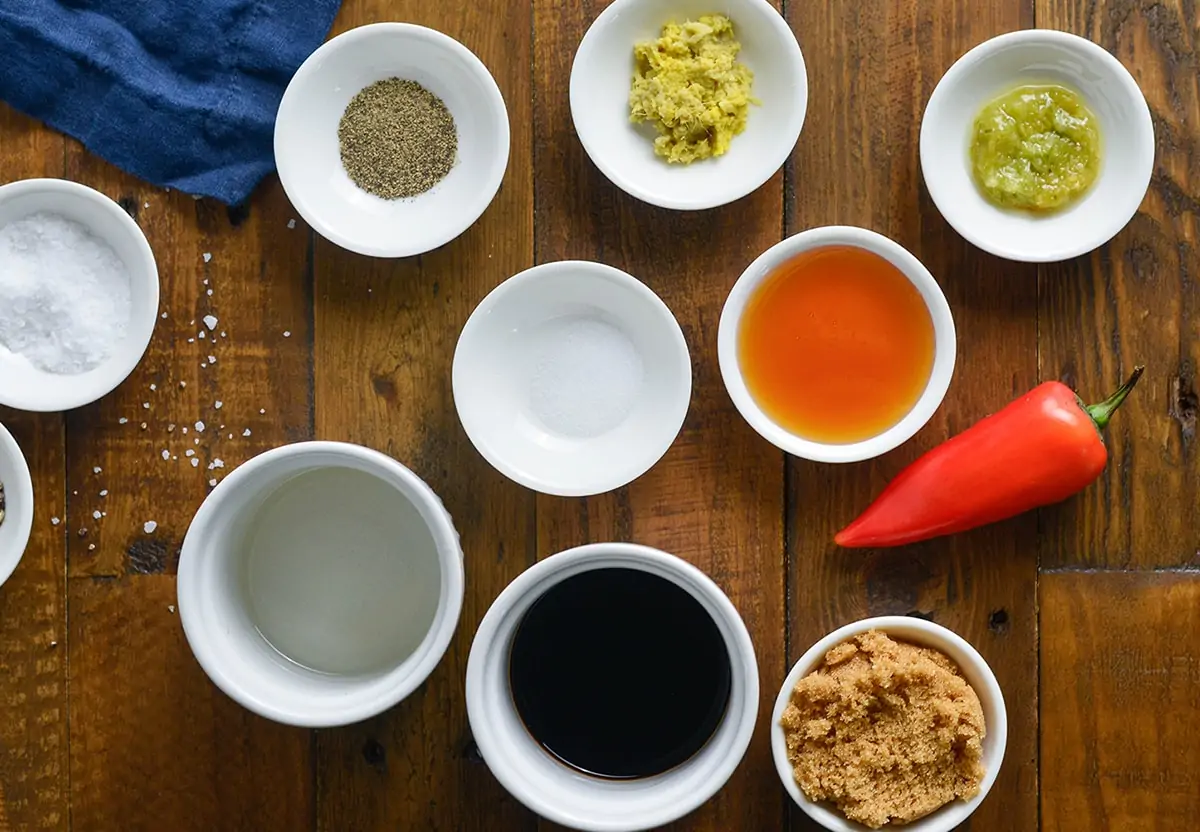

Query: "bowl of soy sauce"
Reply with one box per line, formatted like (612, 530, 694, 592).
(465, 542, 759, 831)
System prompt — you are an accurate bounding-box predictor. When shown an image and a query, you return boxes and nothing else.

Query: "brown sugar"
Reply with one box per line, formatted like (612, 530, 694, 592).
(779, 630, 986, 828)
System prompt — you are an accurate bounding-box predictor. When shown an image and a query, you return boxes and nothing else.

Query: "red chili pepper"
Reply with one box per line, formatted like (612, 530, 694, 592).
(835, 366, 1144, 548)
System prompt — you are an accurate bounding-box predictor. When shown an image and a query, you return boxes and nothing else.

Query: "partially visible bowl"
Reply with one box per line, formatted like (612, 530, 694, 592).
(453, 260, 691, 497)
(570, 0, 807, 211)
(0, 178, 159, 412)
(920, 29, 1154, 263)
(274, 22, 510, 258)
(0, 420, 33, 590)
(771, 616, 1008, 832)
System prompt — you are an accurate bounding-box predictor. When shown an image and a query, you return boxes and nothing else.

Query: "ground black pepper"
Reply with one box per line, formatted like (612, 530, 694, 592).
(338, 78, 458, 200)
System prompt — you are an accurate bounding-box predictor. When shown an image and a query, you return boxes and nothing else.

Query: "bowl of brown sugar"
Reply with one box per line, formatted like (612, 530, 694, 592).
(771, 616, 1007, 831)
(274, 23, 510, 258)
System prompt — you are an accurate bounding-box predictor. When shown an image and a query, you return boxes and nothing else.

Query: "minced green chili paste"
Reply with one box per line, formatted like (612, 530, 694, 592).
(969, 84, 1101, 212)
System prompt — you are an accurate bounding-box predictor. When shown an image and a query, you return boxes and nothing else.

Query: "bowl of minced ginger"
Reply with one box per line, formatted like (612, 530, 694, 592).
(771, 618, 1007, 831)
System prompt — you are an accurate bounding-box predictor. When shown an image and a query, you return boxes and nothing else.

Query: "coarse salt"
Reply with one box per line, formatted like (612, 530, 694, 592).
(202, 252, 212, 263)
(287, 219, 296, 229)
(195, 421, 205, 432)
(214, 401, 223, 409)
(0, 212, 132, 374)
(144, 521, 157, 534)
(92, 510, 101, 520)
(243, 429, 251, 436)
(51, 516, 60, 526)
(191, 458, 200, 468)
(118, 417, 129, 424)
(161, 450, 170, 460)
(93, 466, 102, 474)
(99, 490, 108, 497)
(203, 315, 218, 330)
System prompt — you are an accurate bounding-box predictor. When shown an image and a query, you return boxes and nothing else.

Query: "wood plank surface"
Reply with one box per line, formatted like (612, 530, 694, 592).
(783, 2, 1040, 829)
(1041, 571, 1200, 830)
(1038, 0, 1200, 569)
(311, 3, 537, 830)
(531, 1, 787, 829)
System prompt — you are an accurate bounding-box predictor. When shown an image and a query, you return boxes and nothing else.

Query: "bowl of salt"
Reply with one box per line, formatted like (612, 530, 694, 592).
(0, 178, 159, 412)
(452, 260, 692, 497)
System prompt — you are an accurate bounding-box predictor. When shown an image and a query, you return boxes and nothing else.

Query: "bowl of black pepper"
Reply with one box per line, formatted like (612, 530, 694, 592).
(0, 420, 33, 590)
(274, 22, 510, 258)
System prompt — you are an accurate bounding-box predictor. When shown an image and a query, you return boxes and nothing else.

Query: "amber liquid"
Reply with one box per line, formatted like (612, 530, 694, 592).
(737, 245, 935, 444)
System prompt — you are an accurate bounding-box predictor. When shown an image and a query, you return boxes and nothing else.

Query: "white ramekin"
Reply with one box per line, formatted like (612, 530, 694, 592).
(718, 226, 956, 463)
(177, 441, 464, 728)
(465, 543, 759, 832)
(772, 616, 1008, 832)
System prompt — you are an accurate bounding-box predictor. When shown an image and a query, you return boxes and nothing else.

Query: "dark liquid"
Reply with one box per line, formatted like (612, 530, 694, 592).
(508, 567, 732, 779)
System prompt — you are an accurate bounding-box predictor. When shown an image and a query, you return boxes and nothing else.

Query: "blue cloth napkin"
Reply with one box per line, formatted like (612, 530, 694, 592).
(0, 0, 342, 205)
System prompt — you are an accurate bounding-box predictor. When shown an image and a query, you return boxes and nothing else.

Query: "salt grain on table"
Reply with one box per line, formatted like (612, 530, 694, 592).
(161, 450, 169, 460)
(287, 219, 296, 229)
(208, 479, 217, 487)
(150, 383, 157, 391)
(144, 521, 157, 534)
(202, 252, 212, 263)
(191, 458, 200, 468)
(203, 314, 218, 330)
(283, 330, 291, 337)
(99, 490, 108, 497)
(195, 421, 205, 432)
(92, 510, 101, 520)
(199, 331, 206, 339)
(0, 212, 133, 374)
(93, 466, 101, 474)
(118, 417, 128, 424)
(243, 429, 251, 436)
(51, 516, 60, 526)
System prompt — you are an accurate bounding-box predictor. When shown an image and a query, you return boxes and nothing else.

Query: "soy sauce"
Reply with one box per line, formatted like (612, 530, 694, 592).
(508, 567, 732, 779)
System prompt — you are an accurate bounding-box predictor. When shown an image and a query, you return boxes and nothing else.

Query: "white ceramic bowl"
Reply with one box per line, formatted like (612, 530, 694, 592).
(177, 441, 464, 727)
(921, 29, 1155, 263)
(771, 616, 1008, 832)
(466, 542, 758, 832)
(274, 22, 510, 258)
(453, 260, 691, 497)
(0, 420, 33, 590)
(718, 226, 956, 463)
(0, 178, 159, 412)
(570, 0, 807, 210)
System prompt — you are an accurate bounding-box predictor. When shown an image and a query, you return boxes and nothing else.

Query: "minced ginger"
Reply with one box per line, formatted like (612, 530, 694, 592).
(629, 14, 756, 164)
(779, 630, 986, 828)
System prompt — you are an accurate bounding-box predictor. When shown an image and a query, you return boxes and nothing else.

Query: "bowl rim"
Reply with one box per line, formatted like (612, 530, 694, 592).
(176, 440, 465, 727)
(451, 259, 692, 497)
(0, 177, 159, 412)
(919, 27, 1156, 263)
(465, 541, 760, 831)
(273, 21, 512, 259)
(770, 615, 1008, 832)
(717, 225, 957, 463)
(569, 0, 808, 211)
(0, 420, 34, 590)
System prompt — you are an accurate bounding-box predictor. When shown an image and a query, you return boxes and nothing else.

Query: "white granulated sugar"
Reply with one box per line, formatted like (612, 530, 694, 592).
(195, 421, 205, 432)
(144, 520, 157, 534)
(214, 401, 223, 409)
(118, 417, 128, 424)
(527, 317, 645, 438)
(191, 458, 199, 468)
(161, 449, 169, 460)
(203, 314, 218, 330)
(202, 252, 212, 263)
(0, 212, 133, 374)
(92, 510, 101, 520)
(287, 219, 296, 229)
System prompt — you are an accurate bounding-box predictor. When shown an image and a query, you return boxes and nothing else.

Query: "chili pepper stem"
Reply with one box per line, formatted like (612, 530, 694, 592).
(1083, 365, 1145, 431)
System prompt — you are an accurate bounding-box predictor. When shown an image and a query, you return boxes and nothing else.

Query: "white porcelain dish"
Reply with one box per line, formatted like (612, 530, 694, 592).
(718, 226, 956, 464)
(570, 0, 807, 210)
(0, 420, 33, 590)
(772, 616, 1008, 832)
(176, 441, 464, 728)
(274, 22, 510, 258)
(453, 260, 691, 497)
(0, 178, 159, 412)
(466, 542, 758, 832)
(921, 29, 1154, 263)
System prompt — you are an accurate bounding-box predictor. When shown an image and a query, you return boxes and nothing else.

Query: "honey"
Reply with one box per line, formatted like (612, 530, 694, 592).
(737, 245, 935, 444)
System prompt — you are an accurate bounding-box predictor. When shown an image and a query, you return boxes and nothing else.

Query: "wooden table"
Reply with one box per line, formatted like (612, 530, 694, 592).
(1, 0, 1197, 829)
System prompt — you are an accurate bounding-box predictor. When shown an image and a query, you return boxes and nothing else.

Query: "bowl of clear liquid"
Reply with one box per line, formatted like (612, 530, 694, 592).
(176, 441, 464, 727)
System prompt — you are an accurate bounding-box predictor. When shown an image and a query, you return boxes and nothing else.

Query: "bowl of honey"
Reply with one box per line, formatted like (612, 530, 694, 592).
(718, 226, 956, 463)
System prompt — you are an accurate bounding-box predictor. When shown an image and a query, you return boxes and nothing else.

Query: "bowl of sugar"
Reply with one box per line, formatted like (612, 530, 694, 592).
(453, 260, 692, 497)
(0, 178, 159, 412)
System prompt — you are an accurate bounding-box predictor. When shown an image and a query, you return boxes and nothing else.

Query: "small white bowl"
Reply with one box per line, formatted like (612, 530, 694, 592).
(570, 0, 807, 210)
(717, 226, 956, 463)
(920, 29, 1155, 263)
(771, 616, 1008, 832)
(0, 179, 159, 412)
(274, 22, 510, 258)
(177, 441, 464, 727)
(0, 421, 34, 590)
(466, 542, 759, 832)
(452, 260, 691, 497)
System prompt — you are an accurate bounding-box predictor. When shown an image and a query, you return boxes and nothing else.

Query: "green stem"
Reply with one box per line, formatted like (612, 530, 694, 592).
(1083, 365, 1145, 431)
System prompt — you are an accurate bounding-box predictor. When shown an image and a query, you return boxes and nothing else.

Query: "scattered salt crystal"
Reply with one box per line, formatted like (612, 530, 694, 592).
(185, 449, 194, 457)
(208, 459, 225, 470)
(206, 289, 212, 296)
(259, 408, 265, 415)
(195, 421, 205, 432)
(167, 424, 175, 432)
(92, 510, 101, 520)
(143, 201, 149, 209)
(228, 433, 233, 439)
(172, 456, 177, 461)
(187, 338, 195, 343)
(140, 422, 147, 430)
(202, 279, 209, 286)
(208, 355, 216, 364)
(182, 427, 189, 434)
(200, 363, 207, 369)
(149, 383, 157, 391)
(50, 517, 60, 526)
(144, 521, 157, 534)
(287, 219, 296, 229)
(118, 417, 128, 424)
(142, 402, 149, 409)
(220, 331, 226, 337)
(180, 381, 187, 388)
(93, 466, 102, 474)
(168, 605, 176, 613)
(191, 458, 199, 468)
(88, 543, 95, 551)
(215, 401, 223, 409)
(161, 312, 168, 319)
(161, 450, 169, 460)
(203, 315, 218, 331)
(99, 490, 108, 497)
(283, 330, 291, 338)
(194, 438, 200, 445)
(0, 212, 132, 374)
(198, 331, 206, 339)
(202, 252, 212, 263)
(243, 429, 251, 436)
(208, 478, 217, 487)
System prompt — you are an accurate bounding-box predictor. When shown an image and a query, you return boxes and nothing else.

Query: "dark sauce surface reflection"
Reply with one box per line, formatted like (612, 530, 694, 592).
(508, 567, 732, 779)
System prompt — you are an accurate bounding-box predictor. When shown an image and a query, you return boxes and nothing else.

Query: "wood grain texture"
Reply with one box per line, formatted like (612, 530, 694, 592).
(1038, 0, 1200, 568)
(531, 1, 787, 829)
(0, 104, 68, 832)
(1040, 570, 1200, 831)
(67, 576, 312, 832)
(784, 2, 1039, 829)
(311, 2, 536, 830)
